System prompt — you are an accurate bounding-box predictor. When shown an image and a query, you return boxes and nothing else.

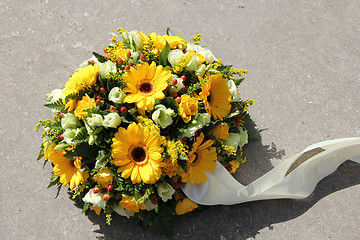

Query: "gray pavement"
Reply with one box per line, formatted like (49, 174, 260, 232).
(1, 0, 359, 239)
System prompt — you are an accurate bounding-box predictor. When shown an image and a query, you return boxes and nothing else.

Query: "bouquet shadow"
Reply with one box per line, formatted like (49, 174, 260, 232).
(86, 124, 360, 240)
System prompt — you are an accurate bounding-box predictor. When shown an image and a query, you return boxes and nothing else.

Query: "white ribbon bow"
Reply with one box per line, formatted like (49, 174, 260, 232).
(182, 138, 360, 205)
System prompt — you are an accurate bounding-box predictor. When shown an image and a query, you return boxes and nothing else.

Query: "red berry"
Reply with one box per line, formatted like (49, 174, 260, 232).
(105, 54, 109, 59)
(89, 59, 95, 63)
(174, 195, 180, 201)
(125, 65, 131, 71)
(172, 78, 177, 85)
(96, 95, 102, 99)
(223, 162, 229, 167)
(172, 92, 178, 98)
(165, 85, 170, 91)
(129, 63, 134, 67)
(120, 106, 127, 113)
(194, 129, 201, 136)
(182, 49, 187, 54)
(237, 115, 243, 120)
(181, 75, 187, 82)
(103, 194, 110, 201)
(115, 193, 121, 200)
(117, 58, 123, 64)
(93, 187, 100, 194)
(181, 137, 187, 142)
(96, 99, 101, 104)
(100, 87, 106, 93)
(173, 183, 180, 189)
(182, 85, 185, 90)
(60, 134, 64, 140)
(126, 51, 131, 57)
(226, 166, 232, 172)
(172, 178, 178, 183)
(69, 145, 72, 148)
(136, 63, 140, 68)
(175, 96, 181, 103)
(103, 47, 107, 53)
(151, 199, 158, 205)
(140, 53, 146, 61)
(107, 185, 114, 192)
(109, 106, 116, 112)
(179, 193, 184, 200)
(100, 188, 107, 194)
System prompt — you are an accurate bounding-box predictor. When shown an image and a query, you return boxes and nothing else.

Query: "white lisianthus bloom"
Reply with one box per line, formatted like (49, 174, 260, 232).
(98, 61, 116, 78)
(79, 55, 99, 69)
(128, 51, 140, 64)
(168, 49, 184, 67)
(182, 113, 211, 138)
(157, 182, 175, 202)
(144, 199, 158, 211)
(63, 128, 80, 145)
(46, 89, 64, 103)
(227, 80, 241, 101)
(185, 54, 200, 71)
(102, 112, 121, 128)
(87, 114, 104, 128)
(152, 104, 174, 129)
(113, 205, 134, 218)
(127, 30, 143, 51)
(82, 189, 107, 209)
(196, 64, 206, 76)
(225, 129, 248, 152)
(187, 43, 216, 64)
(168, 77, 184, 94)
(61, 113, 78, 129)
(108, 87, 126, 104)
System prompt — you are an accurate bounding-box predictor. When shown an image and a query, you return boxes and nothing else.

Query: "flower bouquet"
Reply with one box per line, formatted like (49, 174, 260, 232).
(36, 28, 253, 237)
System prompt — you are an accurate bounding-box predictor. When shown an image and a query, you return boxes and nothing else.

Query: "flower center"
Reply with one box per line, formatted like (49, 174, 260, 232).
(190, 152, 200, 166)
(207, 94, 212, 104)
(131, 146, 147, 163)
(139, 82, 153, 94)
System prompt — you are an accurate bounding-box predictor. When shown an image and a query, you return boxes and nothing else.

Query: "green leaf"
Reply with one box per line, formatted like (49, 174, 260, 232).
(47, 171, 59, 188)
(37, 147, 44, 161)
(166, 27, 172, 36)
(73, 142, 101, 165)
(225, 110, 240, 119)
(44, 99, 65, 112)
(53, 143, 69, 151)
(233, 78, 245, 85)
(82, 202, 91, 213)
(93, 51, 107, 63)
(159, 41, 171, 67)
(73, 127, 88, 143)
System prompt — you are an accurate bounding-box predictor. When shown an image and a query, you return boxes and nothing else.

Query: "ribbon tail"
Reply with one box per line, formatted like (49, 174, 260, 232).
(181, 138, 360, 205)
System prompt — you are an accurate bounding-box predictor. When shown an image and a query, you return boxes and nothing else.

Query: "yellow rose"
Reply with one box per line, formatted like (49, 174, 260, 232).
(175, 198, 198, 215)
(120, 195, 146, 212)
(178, 95, 198, 123)
(93, 168, 114, 187)
(74, 94, 96, 118)
(211, 124, 229, 140)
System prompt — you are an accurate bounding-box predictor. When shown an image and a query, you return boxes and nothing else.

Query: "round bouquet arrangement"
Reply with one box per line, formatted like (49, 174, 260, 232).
(36, 28, 253, 236)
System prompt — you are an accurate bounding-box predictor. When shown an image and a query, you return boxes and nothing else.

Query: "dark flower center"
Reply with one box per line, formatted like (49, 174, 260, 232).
(139, 83, 153, 94)
(131, 147, 147, 162)
(207, 94, 212, 103)
(191, 152, 200, 165)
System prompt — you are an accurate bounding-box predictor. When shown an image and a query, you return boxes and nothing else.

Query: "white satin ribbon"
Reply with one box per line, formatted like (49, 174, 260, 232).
(181, 138, 360, 205)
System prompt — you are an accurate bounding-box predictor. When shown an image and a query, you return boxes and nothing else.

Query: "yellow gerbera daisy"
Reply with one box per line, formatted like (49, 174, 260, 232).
(138, 32, 186, 53)
(199, 74, 232, 120)
(49, 150, 89, 190)
(74, 94, 96, 118)
(180, 133, 217, 184)
(123, 62, 172, 114)
(175, 197, 198, 215)
(111, 122, 164, 184)
(62, 65, 99, 110)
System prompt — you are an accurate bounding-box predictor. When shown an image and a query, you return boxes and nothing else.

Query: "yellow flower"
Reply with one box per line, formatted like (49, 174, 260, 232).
(229, 160, 240, 174)
(175, 198, 198, 215)
(178, 94, 198, 123)
(43, 141, 56, 162)
(93, 168, 114, 187)
(180, 133, 217, 184)
(139, 32, 186, 54)
(160, 157, 178, 178)
(49, 150, 89, 190)
(111, 122, 163, 184)
(120, 195, 146, 212)
(199, 74, 232, 120)
(90, 206, 102, 215)
(62, 65, 99, 109)
(123, 62, 172, 114)
(74, 94, 96, 118)
(211, 123, 229, 140)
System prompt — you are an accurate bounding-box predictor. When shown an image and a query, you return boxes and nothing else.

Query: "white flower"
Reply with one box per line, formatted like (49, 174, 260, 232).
(144, 199, 158, 211)
(63, 128, 80, 145)
(224, 129, 248, 152)
(187, 43, 216, 64)
(113, 205, 134, 218)
(102, 112, 121, 128)
(82, 189, 107, 209)
(61, 113, 78, 129)
(168, 77, 184, 94)
(128, 30, 143, 51)
(152, 104, 174, 129)
(196, 64, 206, 76)
(79, 55, 99, 69)
(181, 113, 211, 138)
(157, 182, 175, 202)
(228, 80, 241, 101)
(185, 54, 200, 71)
(168, 49, 183, 67)
(87, 114, 104, 128)
(98, 61, 116, 78)
(128, 51, 140, 64)
(108, 87, 126, 104)
(46, 89, 64, 103)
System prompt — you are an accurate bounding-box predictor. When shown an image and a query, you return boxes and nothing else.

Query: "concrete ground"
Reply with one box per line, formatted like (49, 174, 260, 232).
(1, 0, 359, 239)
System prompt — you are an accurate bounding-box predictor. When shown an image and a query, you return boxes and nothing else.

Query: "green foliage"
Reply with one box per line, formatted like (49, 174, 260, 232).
(93, 51, 107, 63)
(166, 27, 172, 36)
(73, 127, 88, 143)
(44, 99, 65, 112)
(159, 41, 171, 67)
(37, 146, 44, 161)
(47, 171, 59, 188)
(82, 202, 91, 213)
(233, 77, 245, 85)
